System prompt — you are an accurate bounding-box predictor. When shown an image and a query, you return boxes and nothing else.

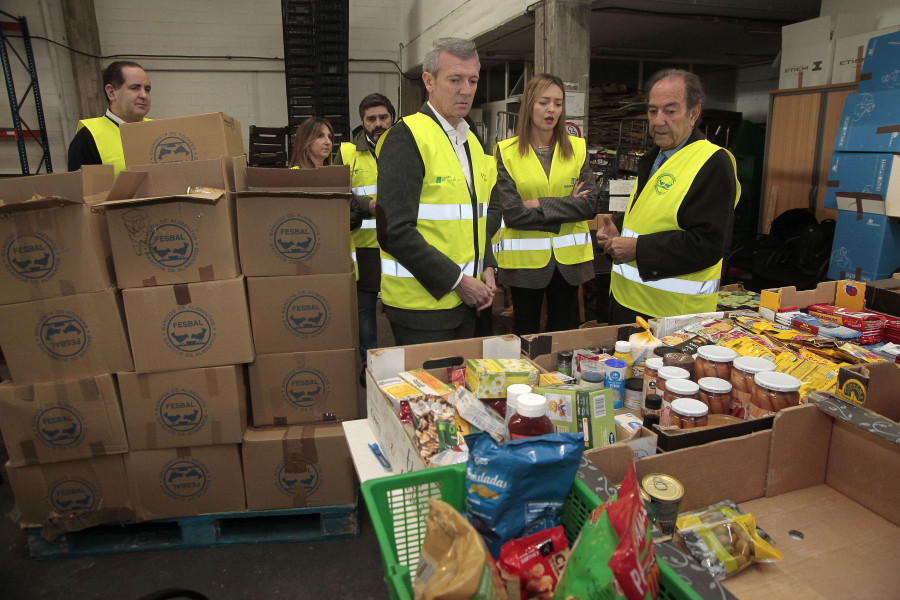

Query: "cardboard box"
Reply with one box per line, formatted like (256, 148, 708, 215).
(835, 361, 900, 421)
(366, 334, 522, 473)
(121, 113, 243, 168)
(613, 412, 657, 458)
(832, 26, 900, 85)
(859, 29, 900, 93)
(834, 90, 900, 153)
(584, 403, 900, 599)
(117, 365, 248, 450)
(824, 151, 900, 216)
(779, 15, 876, 89)
(532, 383, 616, 449)
(520, 323, 629, 362)
(828, 211, 900, 282)
(653, 414, 774, 453)
(4, 454, 133, 530)
(235, 166, 353, 276)
(759, 279, 900, 318)
(0, 289, 133, 384)
(122, 276, 254, 373)
(465, 358, 540, 398)
(125, 444, 245, 521)
(248, 349, 359, 426)
(246, 273, 357, 354)
(0, 374, 128, 467)
(99, 158, 240, 288)
(241, 422, 356, 510)
(0, 170, 115, 305)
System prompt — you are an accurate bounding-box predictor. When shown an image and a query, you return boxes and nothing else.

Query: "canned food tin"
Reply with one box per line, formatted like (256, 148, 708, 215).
(641, 473, 684, 535)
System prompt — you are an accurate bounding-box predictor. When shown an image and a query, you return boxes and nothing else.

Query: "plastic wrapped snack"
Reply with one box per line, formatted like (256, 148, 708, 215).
(464, 432, 584, 558)
(411, 396, 459, 463)
(414, 498, 507, 600)
(498, 526, 569, 600)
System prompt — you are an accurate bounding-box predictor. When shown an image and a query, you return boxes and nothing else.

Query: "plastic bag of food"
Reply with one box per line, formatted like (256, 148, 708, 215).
(676, 510, 781, 580)
(414, 498, 507, 600)
(464, 432, 584, 558)
(553, 462, 659, 600)
(498, 526, 568, 600)
(412, 396, 459, 463)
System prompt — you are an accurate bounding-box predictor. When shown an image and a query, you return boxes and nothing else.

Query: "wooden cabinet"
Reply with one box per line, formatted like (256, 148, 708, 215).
(761, 83, 857, 231)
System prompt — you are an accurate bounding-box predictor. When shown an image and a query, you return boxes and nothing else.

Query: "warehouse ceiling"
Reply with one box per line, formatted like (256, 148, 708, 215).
(474, 0, 822, 67)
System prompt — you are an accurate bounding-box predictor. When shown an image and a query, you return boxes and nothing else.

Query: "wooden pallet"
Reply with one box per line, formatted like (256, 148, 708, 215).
(25, 501, 359, 559)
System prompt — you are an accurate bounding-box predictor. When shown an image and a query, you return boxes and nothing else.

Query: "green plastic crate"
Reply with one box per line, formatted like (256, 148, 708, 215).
(361, 463, 700, 600)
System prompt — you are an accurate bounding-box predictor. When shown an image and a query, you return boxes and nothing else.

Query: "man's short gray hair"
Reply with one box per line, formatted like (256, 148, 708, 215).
(646, 68, 705, 109)
(423, 37, 479, 76)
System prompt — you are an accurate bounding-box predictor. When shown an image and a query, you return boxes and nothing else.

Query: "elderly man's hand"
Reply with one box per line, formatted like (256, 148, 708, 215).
(603, 236, 637, 263)
(456, 273, 494, 310)
(595, 214, 619, 246)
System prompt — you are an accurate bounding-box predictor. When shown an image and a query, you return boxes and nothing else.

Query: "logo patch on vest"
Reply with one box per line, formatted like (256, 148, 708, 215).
(653, 172, 676, 195)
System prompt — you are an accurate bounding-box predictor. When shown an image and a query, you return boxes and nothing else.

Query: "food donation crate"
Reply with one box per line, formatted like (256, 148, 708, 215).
(361, 462, 700, 600)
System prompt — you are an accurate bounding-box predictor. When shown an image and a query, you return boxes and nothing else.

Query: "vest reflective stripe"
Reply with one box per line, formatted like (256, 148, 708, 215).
(359, 219, 376, 230)
(352, 184, 378, 196)
(495, 136, 592, 269)
(418, 202, 487, 221)
(77, 116, 150, 177)
(382, 258, 483, 279)
(613, 262, 720, 295)
(611, 139, 740, 317)
(378, 113, 494, 311)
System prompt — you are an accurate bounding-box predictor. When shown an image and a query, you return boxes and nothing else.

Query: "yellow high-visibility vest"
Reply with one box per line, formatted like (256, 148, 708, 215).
(340, 142, 379, 250)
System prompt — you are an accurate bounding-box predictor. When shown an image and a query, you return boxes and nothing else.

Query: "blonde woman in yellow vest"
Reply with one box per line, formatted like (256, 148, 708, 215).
(490, 73, 597, 335)
(68, 61, 151, 176)
(598, 69, 740, 324)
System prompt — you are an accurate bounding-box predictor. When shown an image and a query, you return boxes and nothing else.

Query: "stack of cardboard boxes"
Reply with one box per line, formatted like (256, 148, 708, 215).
(0, 113, 358, 537)
(827, 30, 900, 282)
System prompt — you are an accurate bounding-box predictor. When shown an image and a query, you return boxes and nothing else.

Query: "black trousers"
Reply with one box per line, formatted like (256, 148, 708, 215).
(509, 269, 580, 336)
(388, 309, 477, 346)
(607, 293, 652, 326)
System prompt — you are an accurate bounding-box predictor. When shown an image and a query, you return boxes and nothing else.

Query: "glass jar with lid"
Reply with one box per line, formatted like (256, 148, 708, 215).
(642, 357, 664, 407)
(752, 371, 802, 414)
(662, 352, 695, 379)
(661, 378, 699, 427)
(730, 356, 776, 396)
(697, 377, 733, 414)
(695, 345, 739, 381)
(671, 398, 709, 429)
(655, 365, 690, 395)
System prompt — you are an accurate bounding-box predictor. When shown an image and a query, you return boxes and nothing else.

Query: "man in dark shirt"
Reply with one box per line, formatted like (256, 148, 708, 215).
(68, 61, 151, 175)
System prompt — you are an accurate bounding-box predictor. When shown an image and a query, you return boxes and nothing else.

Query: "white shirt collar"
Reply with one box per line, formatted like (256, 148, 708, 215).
(428, 101, 470, 143)
(105, 109, 126, 126)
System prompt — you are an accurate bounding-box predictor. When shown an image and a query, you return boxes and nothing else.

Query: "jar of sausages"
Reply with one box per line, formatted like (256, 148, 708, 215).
(697, 377, 733, 414)
(695, 345, 738, 381)
(752, 371, 802, 414)
(655, 365, 690, 395)
(661, 378, 699, 427)
(642, 357, 664, 405)
(670, 398, 709, 429)
(730, 357, 776, 396)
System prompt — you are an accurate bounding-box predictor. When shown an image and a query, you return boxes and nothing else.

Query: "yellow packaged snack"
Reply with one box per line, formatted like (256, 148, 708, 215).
(465, 359, 540, 399)
(722, 336, 779, 362)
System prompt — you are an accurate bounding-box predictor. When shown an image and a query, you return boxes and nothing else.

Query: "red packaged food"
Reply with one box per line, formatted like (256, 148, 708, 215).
(606, 463, 660, 600)
(498, 526, 568, 600)
(807, 303, 884, 344)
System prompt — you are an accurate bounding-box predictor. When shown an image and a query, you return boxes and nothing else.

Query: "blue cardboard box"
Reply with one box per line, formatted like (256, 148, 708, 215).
(824, 152, 900, 216)
(834, 91, 900, 153)
(829, 211, 900, 281)
(859, 30, 900, 93)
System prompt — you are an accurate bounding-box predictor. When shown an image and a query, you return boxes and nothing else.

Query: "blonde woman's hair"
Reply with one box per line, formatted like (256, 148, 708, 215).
(516, 74, 573, 160)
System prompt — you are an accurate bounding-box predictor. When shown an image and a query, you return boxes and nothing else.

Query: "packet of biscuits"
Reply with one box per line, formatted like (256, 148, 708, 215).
(498, 526, 568, 600)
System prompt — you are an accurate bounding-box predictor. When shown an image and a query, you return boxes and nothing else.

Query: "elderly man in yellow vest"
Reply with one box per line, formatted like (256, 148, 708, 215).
(375, 37, 497, 346)
(597, 69, 740, 325)
(68, 61, 151, 176)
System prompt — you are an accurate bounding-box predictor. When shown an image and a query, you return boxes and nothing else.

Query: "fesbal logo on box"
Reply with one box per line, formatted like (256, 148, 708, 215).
(162, 306, 216, 357)
(159, 456, 210, 500)
(282, 368, 328, 410)
(268, 214, 320, 263)
(33, 405, 86, 449)
(282, 292, 329, 337)
(47, 476, 99, 515)
(155, 388, 207, 435)
(275, 460, 319, 497)
(150, 131, 196, 164)
(120, 210, 198, 273)
(34, 310, 92, 361)
(3, 231, 59, 283)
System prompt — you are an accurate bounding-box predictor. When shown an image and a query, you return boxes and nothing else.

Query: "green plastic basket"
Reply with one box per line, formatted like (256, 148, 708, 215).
(361, 463, 701, 600)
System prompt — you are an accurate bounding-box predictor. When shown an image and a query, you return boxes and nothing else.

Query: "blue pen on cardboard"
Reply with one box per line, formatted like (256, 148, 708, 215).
(368, 443, 392, 469)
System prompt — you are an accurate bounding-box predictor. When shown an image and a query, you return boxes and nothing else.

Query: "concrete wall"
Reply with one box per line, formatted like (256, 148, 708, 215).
(820, 0, 900, 27)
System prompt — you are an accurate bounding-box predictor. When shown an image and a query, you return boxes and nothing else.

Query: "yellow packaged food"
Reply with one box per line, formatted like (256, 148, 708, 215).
(399, 368, 455, 399)
(465, 359, 540, 399)
(377, 376, 425, 412)
(722, 336, 779, 362)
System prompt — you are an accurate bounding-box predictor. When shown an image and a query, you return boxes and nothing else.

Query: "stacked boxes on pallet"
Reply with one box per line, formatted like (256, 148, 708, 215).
(0, 165, 138, 531)
(827, 30, 900, 281)
(236, 165, 358, 510)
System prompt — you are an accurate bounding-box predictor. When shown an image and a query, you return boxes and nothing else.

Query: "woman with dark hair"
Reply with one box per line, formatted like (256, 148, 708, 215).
(289, 116, 334, 168)
(490, 73, 597, 335)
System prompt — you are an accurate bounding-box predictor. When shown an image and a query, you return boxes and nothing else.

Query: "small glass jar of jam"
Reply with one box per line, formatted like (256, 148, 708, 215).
(731, 357, 776, 396)
(662, 352, 695, 379)
(507, 393, 553, 439)
(642, 357, 664, 407)
(661, 378, 699, 427)
(752, 371, 802, 413)
(655, 365, 690, 395)
(671, 398, 709, 429)
(697, 377, 733, 414)
(695, 345, 738, 381)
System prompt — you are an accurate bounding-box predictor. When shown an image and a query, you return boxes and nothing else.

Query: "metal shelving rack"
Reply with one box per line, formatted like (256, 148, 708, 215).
(281, 0, 350, 153)
(1, 11, 52, 175)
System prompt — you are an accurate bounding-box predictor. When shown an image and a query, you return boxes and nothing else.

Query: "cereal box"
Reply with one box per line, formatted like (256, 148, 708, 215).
(465, 359, 540, 399)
